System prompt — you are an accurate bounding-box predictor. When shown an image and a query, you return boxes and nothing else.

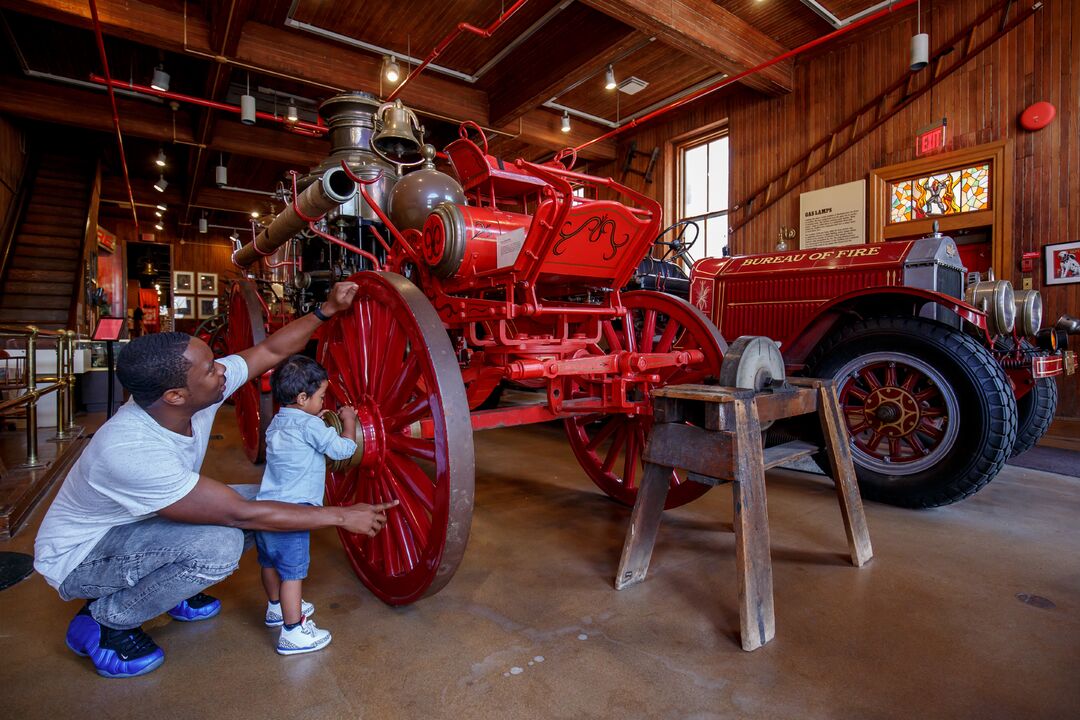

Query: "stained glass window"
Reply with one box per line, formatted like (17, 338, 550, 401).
(888, 163, 990, 223)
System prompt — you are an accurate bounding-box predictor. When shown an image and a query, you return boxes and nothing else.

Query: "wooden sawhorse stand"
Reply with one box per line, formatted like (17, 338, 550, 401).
(614, 378, 873, 651)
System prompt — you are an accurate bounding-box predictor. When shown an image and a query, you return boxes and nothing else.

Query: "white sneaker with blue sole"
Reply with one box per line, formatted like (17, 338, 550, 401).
(277, 616, 331, 655)
(265, 599, 315, 627)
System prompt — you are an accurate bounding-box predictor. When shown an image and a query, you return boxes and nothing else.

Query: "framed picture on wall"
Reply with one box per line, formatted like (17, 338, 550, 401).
(198, 273, 218, 295)
(174, 271, 194, 293)
(1043, 240, 1080, 286)
(174, 295, 194, 319)
(198, 297, 219, 319)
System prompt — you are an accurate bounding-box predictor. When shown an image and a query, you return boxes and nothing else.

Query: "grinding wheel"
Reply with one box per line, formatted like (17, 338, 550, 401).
(719, 335, 785, 392)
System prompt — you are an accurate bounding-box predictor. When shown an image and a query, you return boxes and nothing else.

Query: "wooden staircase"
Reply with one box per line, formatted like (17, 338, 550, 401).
(0, 153, 95, 330)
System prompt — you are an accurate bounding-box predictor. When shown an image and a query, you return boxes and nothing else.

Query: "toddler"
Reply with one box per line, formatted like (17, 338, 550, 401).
(256, 355, 358, 655)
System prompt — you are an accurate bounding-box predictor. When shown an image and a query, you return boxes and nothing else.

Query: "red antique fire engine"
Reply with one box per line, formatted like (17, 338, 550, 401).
(228, 99, 738, 605)
(687, 234, 1076, 508)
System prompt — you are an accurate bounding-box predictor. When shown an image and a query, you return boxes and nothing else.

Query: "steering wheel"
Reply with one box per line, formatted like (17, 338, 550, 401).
(458, 120, 489, 155)
(654, 219, 700, 263)
(551, 147, 578, 171)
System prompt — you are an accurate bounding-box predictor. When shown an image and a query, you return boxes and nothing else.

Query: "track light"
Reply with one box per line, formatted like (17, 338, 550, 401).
(383, 55, 401, 84)
(154, 175, 168, 193)
(604, 65, 616, 91)
(241, 74, 256, 125)
(216, 156, 227, 187)
(910, 0, 929, 71)
(155, 148, 167, 168)
(198, 215, 208, 234)
(154, 210, 162, 218)
(156, 203, 167, 212)
(154, 222, 164, 231)
(250, 210, 260, 219)
(150, 64, 170, 92)
(229, 231, 240, 244)
(286, 101, 299, 123)
(561, 111, 571, 133)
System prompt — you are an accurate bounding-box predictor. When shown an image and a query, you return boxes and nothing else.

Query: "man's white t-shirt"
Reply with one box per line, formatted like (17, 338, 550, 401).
(33, 354, 249, 589)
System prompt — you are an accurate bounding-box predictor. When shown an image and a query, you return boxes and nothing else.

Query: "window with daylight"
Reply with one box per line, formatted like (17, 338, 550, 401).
(678, 132, 729, 263)
(888, 163, 991, 224)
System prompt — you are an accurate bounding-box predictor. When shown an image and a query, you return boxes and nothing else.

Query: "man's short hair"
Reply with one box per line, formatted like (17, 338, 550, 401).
(116, 332, 193, 407)
(271, 355, 328, 406)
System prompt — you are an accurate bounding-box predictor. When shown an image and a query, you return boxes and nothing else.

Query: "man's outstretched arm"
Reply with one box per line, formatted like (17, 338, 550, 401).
(237, 281, 358, 379)
(158, 476, 396, 537)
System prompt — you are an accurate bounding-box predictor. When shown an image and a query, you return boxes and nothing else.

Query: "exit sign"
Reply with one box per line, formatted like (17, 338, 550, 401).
(916, 119, 948, 156)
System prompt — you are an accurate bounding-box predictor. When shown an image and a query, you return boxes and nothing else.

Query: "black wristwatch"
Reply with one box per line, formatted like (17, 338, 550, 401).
(312, 305, 330, 322)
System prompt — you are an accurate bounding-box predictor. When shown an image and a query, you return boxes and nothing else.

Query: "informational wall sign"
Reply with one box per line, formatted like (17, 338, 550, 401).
(799, 179, 866, 249)
(96, 226, 117, 253)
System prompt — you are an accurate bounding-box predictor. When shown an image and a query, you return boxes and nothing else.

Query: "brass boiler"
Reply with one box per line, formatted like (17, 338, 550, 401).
(300, 92, 398, 222)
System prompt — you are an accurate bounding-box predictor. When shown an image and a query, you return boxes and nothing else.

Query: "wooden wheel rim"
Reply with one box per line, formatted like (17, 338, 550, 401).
(225, 280, 272, 463)
(319, 271, 474, 605)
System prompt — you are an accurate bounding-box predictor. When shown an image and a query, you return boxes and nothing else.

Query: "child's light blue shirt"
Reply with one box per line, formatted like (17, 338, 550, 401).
(257, 407, 357, 506)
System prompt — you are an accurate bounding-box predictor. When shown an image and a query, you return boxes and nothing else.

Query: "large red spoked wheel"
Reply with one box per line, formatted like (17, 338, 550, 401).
(225, 280, 273, 463)
(565, 290, 726, 509)
(319, 272, 474, 605)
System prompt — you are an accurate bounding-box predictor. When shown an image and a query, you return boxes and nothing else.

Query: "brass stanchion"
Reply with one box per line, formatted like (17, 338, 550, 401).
(19, 326, 46, 469)
(52, 334, 71, 441)
(64, 330, 81, 436)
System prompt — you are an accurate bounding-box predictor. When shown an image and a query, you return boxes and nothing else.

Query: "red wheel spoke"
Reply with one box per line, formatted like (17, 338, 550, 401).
(848, 420, 870, 434)
(901, 369, 920, 392)
(655, 319, 679, 353)
(640, 310, 657, 352)
(622, 426, 639, 491)
(859, 367, 882, 390)
(888, 437, 901, 459)
(376, 470, 416, 574)
(921, 407, 944, 418)
(382, 355, 422, 413)
(914, 388, 938, 402)
(388, 435, 437, 462)
(884, 364, 898, 387)
(906, 433, 928, 457)
(586, 417, 620, 451)
(917, 419, 945, 441)
(601, 424, 628, 475)
(845, 386, 868, 401)
(867, 431, 885, 452)
(385, 469, 431, 548)
(375, 330, 410, 404)
(386, 453, 435, 513)
(393, 395, 433, 430)
(602, 320, 623, 353)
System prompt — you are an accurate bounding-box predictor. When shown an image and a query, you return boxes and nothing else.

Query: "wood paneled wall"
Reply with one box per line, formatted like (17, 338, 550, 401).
(98, 218, 244, 332)
(0, 116, 27, 248)
(613, 0, 1079, 421)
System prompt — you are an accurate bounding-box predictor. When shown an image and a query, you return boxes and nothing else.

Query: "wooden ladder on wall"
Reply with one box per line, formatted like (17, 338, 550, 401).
(729, 0, 1043, 235)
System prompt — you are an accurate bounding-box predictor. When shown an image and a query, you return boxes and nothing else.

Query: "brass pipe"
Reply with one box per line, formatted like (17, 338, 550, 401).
(232, 168, 357, 267)
(54, 332, 68, 439)
(0, 383, 64, 414)
(65, 330, 77, 432)
(23, 326, 39, 467)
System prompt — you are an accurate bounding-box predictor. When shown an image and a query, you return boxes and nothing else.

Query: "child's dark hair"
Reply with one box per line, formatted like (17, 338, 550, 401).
(271, 355, 328, 405)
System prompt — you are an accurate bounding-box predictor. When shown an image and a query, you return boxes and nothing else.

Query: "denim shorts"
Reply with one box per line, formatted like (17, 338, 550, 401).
(255, 530, 310, 581)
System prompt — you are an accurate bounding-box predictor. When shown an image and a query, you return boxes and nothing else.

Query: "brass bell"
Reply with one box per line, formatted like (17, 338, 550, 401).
(372, 99, 424, 164)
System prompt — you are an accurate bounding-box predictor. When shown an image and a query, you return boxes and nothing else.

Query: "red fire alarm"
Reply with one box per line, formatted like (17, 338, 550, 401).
(1020, 102, 1056, 131)
(1020, 251, 1039, 273)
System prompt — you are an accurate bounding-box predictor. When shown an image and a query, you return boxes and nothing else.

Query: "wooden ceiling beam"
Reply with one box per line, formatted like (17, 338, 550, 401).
(0, 76, 327, 167)
(580, 0, 793, 95)
(486, 3, 643, 128)
(5, 0, 615, 159)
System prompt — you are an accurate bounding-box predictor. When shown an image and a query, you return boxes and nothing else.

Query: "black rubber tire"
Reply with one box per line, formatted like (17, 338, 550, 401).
(996, 337, 1059, 457)
(807, 316, 1017, 508)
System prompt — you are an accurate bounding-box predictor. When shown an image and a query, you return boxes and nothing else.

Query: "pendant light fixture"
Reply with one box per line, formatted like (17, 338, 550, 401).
(155, 203, 167, 212)
(154, 175, 168, 192)
(215, 154, 228, 187)
(910, 0, 929, 71)
(198, 212, 208, 234)
(155, 148, 167, 168)
(604, 65, 617, 91)
(561, 110, 571, 133)
(241, 74, 257, 125)
(150, 64, 170, 92)
(286, 99, 299, 123)
(383, 55, 401, 84)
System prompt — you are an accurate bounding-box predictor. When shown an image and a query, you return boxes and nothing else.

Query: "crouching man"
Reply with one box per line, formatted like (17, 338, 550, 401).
(33, 281, 396, 678)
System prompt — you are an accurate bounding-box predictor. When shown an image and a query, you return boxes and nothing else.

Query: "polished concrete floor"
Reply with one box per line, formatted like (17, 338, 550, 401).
(1, 409, 1078, 719)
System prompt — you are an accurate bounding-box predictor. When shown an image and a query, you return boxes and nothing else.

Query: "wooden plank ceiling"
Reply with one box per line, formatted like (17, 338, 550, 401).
(0, 0, 885, 234)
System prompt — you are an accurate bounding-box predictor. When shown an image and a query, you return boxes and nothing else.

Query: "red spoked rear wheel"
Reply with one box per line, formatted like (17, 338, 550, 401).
(225, 280, 273, 463)
(565, 291, 726, 509)
(319, 272, 474, 605)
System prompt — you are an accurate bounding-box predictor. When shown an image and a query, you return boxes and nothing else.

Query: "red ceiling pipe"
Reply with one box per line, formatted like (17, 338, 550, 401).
(88, 0, 138, 231)
(387, 0, 530, 101)
(88, 74, 328, 135)
(574, 0, 918, 154)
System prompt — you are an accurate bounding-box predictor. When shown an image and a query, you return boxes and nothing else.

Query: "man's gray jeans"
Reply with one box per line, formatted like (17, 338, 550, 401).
(57, 484, 259, 630)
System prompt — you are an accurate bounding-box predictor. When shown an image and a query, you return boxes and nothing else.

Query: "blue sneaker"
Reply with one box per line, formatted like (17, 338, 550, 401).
(167, 592, 221, 622)
(65, 603, 165, 678)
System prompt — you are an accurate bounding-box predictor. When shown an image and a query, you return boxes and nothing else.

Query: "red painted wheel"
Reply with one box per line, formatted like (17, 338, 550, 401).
(565, 290, 726, 509)
(319, 272, 474, 605)
(225, 280, 273, 463)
